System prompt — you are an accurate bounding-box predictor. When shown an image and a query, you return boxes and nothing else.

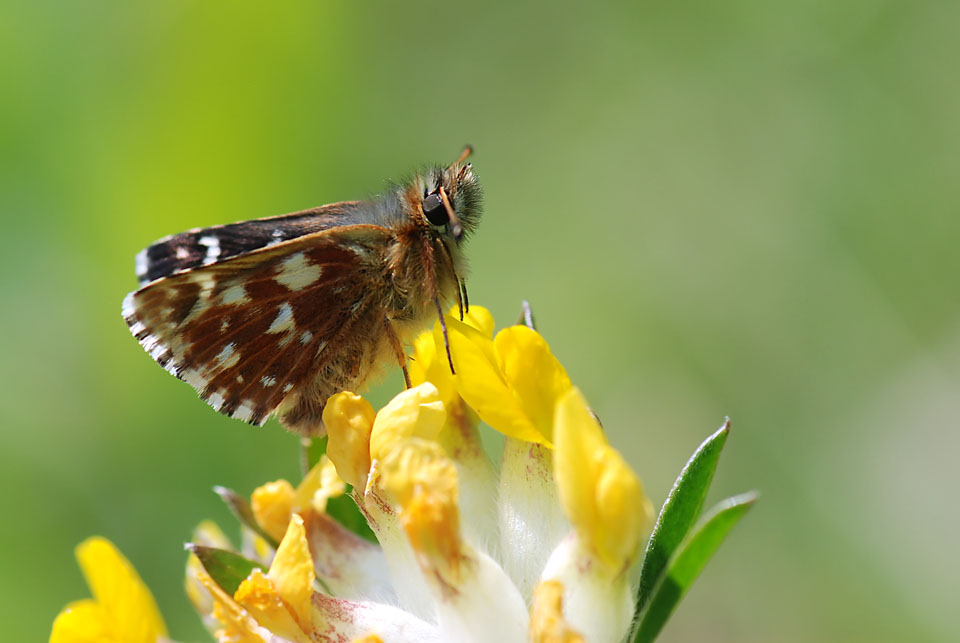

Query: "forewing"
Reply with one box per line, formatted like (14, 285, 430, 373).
(123, 224, 392, 425)
(135, 201, 367, 286)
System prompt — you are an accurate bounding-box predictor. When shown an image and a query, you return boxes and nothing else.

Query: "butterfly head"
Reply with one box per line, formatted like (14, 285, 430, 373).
(420, 151, 482, 243)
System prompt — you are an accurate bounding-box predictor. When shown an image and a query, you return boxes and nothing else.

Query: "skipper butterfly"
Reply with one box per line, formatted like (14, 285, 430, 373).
(123, 148, 480, 436)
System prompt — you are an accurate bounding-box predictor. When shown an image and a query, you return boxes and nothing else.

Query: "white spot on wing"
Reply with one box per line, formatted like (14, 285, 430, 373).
(299, 330, 313, 344)
(150, 342, 168, 361)
(200, 235, 221, 265)
(208, 392, 225, 411)
(122, 291, 136, 320)
(215, 343, 239, 368)
(183, 369, 209, 391)
(267, 228, 284, 247)
(267, 303, 296, 334)
(135, 250, 148, 280)
(175, 246, 190, 260)
(276, 252, 322, 291)
(233, 402, 255, 422)
(260, 375, 276, 387)
(141, 334, 161, 353)
(221, 284, 249, 305)
(282, 383, 293, 393)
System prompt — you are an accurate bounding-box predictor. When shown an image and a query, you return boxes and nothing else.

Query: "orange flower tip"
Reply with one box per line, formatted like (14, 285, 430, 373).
(530, 580, 585, 643)
(351, 635, 385, 643)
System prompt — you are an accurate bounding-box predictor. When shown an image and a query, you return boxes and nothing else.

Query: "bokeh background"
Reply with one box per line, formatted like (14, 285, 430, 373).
(2, 1, 958, 641)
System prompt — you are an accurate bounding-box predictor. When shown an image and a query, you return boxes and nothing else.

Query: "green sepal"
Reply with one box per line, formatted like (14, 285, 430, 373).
(213, 485, 279, 549)
(632, 492, 757, 643)
(636, 420, 730, 611)
(186, 544, 263, 595)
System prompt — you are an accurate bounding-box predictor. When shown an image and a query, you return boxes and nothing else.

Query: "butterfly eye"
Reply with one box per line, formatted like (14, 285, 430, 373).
(422, 193, 449, 226)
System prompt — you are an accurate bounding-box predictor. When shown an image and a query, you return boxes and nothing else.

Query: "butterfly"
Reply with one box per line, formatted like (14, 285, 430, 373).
(122, 147, 480, 436)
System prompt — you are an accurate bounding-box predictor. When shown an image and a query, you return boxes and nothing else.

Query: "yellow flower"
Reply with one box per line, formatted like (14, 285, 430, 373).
(234, 515, 315, 641)
(50, 537, 167, 643)
(251, 455, 346, 542)
(439, 316, 571, 446)
(554, 387, 653, 572)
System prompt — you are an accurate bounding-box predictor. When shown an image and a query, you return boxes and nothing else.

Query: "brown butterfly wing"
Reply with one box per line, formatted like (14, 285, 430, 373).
(123, 224, 394, 428)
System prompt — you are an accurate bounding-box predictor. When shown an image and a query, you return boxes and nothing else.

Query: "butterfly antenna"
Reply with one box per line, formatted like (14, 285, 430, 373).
(437, 185, 463, 240)
(434, 294, 455, 375)
(455, 145, 473, 166)
(423, 235, 456, 374)
(436, 238, 464, 320)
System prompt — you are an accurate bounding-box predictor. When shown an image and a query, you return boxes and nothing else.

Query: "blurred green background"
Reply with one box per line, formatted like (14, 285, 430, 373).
(2, 1, 958, 641)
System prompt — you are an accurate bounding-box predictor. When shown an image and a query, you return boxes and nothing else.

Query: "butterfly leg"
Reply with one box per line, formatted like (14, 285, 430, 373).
(384, 318, 412, 389)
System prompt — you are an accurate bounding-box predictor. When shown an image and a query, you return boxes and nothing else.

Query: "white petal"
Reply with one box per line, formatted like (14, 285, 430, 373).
(313, 593, 440, 643)
(541, 536, 634, 643)
(497, 439, 569, 598)
(444, 412, 499, 552)
(306, 511, 395, 603)
(433, 547, 529, 643)
(362, 468, 436, 622)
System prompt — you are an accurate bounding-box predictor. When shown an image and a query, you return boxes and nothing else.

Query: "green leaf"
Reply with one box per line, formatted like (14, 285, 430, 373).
(632, 492, 757, 643)
(186, 544, 263, 595)
(213, 485, 279, 549)
(636, 420, 730, 612)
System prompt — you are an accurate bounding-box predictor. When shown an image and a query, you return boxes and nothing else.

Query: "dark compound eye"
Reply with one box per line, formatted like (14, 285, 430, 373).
(422, 192, 448, 226)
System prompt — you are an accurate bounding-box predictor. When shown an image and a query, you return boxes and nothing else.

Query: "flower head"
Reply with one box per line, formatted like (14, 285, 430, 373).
(180, 306, 653, 642)
(51, 304, 750, 643)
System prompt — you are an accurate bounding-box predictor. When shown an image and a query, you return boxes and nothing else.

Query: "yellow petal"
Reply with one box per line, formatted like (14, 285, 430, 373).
(49, 600, 110, 643)
(323, 391, 376, 490)
(234, 569, 309, 643)
(494, 326, 572, 444)
(410, 305, 495, 405)
(529, 580, 585, 643)
(409, 329, 437, 385)
(251, 479, 295, 543)
(295, 454, 346, 514)
(73, 537, 167, 643)
(554, 388, 652, 571)
(454, 303, 495, 337)
(443, 316, 548, 445)
(268, 514, 315, 631)
(369, 383, 446, 462)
